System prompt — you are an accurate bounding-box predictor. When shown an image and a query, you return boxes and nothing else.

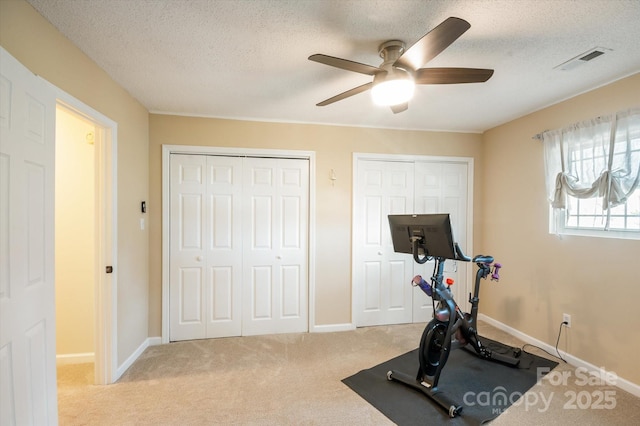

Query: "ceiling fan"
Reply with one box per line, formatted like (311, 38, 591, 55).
(308, 17, 494, 114)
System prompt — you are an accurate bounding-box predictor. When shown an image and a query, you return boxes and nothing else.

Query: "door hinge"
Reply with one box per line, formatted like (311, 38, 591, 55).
(106, 266, 113, 274)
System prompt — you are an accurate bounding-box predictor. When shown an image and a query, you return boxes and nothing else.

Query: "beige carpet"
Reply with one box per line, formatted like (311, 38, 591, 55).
(58, 321, 640, 425)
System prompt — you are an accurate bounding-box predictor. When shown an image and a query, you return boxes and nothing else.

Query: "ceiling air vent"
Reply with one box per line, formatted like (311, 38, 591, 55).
(555, 47, 611, 71)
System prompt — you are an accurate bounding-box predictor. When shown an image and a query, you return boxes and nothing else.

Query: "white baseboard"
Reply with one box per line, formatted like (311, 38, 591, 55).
(56, 352, 94, 366)
(311, 323, 356, 333)
(147, 336, 162, 346)
(479, 314, 640, 398)
(115, 337, 153, 380)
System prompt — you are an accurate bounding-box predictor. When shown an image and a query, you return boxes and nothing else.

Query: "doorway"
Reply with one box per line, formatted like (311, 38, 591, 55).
(55, 106, 96, 377)
(0, 46, 118, 423)
(53, 95, 118, 385)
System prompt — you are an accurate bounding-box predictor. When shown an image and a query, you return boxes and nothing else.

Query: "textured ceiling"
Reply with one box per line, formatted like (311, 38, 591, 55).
(26, 0, 640, 133)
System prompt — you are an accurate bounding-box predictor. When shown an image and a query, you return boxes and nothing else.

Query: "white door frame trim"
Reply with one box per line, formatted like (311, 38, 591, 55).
(161, 145, 316, 343)
(351, 152, 474, 325)
(50, 86, 119, 384)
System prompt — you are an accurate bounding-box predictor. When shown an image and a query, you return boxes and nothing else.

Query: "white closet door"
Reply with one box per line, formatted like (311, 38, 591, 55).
(169, 154, 243, 341)
(204, 155, 243, 337)
(353, 160, 415, 327)
(169, 155, 309, 341)
(353, 157, 470, 327)
(242, 158, 309, 336)
(413, 161, 469, 321)
(170, 154, 208, 341)
(0, 47, 58, 425)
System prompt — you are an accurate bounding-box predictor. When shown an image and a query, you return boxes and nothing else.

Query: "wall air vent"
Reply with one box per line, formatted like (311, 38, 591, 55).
(554, 47, 611, 71)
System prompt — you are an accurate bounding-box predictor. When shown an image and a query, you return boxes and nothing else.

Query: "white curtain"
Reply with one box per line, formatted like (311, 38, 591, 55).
(542, 108, 640, 229)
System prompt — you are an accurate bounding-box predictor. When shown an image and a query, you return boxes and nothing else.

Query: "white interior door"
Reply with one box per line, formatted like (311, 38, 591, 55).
(353, 160, 415, 326)
(242, 157, 309, 336)
(413, 161, 469, 322)
(169, 154, 243, 341)
(0, 47, 58, 425)
(169, 155, 309, 341)
(353, 156, 470, 327)
(206, 155, 244, 337)
(170, 154, 207, 341)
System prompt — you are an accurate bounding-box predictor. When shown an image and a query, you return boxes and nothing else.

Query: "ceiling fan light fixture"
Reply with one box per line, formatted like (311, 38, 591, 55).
(371, 72, 415, 106)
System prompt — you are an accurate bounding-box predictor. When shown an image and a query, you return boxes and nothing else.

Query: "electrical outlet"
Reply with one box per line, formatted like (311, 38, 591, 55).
(563, 313, 571, 328)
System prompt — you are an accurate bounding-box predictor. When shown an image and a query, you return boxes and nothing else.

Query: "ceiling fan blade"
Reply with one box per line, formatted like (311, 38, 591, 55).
(390, 103, 408, 114)
(309, 54, 380, 76)
(414, 67, 494, 84)
(316, 82, 373, 106)
(394, 17, 471, 71)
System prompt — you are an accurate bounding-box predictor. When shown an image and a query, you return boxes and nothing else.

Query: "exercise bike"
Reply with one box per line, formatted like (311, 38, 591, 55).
(386, 214, 521, 418)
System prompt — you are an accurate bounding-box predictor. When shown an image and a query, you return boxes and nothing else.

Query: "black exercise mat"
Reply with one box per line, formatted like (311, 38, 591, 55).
(342, 338, 558, 425)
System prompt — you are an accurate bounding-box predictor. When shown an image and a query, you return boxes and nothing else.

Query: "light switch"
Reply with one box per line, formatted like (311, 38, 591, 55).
(140, 218, 145, 230)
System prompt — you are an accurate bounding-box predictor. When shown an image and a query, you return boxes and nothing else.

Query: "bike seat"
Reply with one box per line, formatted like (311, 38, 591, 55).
(473, 255, 494, 264)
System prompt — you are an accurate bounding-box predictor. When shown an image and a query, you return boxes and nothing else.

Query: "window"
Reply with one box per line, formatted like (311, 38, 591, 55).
(542, 108, 640, 239)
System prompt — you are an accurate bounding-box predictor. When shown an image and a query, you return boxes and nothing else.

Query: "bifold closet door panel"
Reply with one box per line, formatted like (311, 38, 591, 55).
(242, 157, 309, 336)
(169, 154, 243, 341)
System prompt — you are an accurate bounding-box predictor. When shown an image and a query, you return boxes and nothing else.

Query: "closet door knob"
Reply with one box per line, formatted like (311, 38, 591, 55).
(196, 256, 203, 261)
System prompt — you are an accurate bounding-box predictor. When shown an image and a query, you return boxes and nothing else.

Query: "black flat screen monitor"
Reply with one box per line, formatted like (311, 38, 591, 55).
(388, 213, 456, 260)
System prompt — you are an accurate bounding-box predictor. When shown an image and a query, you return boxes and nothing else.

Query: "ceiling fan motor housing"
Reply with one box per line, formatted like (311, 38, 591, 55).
(379, 41, 405, 62)
(375, 40, 411, 83)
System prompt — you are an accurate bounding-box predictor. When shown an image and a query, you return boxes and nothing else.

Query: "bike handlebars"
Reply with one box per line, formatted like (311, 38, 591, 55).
(410, 241, 501, 282)
(454, 242, 471, 262)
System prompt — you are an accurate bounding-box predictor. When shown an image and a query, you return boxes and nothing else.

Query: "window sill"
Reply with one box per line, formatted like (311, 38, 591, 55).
(549, 227, 640, 241)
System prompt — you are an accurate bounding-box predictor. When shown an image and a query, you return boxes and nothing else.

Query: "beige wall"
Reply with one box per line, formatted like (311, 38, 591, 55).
(55, 106, 95, 356)
(482, 73, 640, 384)
(1, 0, 150, 365)
(148, 115, 485, 335)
